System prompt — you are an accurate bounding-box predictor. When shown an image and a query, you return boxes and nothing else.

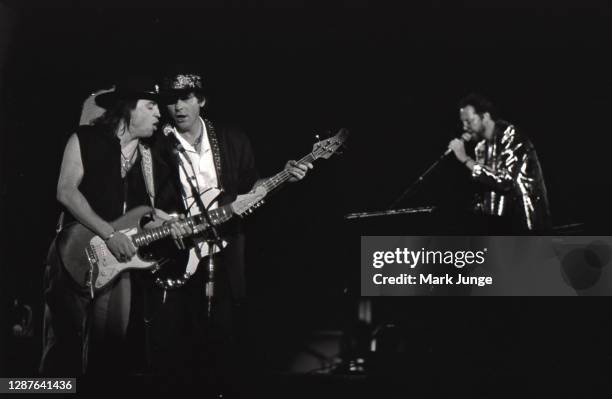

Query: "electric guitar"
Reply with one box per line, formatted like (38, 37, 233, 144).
(54, 128, 349, 294)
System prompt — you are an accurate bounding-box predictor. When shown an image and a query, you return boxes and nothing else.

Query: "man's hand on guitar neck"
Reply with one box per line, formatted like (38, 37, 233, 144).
(148, 209, 193, 250)
(252, 160, 312, 190)
(285, 160, 313, 182)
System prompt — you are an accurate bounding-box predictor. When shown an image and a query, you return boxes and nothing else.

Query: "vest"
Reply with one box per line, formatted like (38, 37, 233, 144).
(65, 125, 150, 224)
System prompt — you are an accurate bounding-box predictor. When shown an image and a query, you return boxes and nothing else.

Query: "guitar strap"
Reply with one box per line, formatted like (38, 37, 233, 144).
(203, 118, 224, 192)
(139, 143, 156, 208)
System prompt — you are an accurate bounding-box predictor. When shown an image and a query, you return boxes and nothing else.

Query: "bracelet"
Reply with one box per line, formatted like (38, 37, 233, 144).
(103, 231, 116, 241)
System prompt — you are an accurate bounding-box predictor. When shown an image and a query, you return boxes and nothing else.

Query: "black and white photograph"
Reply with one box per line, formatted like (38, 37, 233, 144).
(1, 1, 612, 397)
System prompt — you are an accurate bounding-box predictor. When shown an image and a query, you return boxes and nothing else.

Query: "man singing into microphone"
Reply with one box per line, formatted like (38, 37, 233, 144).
(447, 93, 551, 232)
(142, 69, 312, 388)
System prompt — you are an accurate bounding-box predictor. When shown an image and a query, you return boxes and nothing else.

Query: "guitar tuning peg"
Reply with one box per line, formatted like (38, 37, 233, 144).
(315, 134, 320, 141)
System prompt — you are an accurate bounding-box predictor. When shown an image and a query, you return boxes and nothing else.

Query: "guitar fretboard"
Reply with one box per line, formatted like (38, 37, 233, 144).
(131, 204, 234, 247)
(260, 153, 319, 193)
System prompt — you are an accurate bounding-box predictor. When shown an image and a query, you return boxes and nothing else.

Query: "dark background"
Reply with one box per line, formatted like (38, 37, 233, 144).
(1, 0, 612, 396)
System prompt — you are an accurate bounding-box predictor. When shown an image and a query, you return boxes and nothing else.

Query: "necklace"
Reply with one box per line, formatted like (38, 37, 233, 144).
(121, 146, 138, 175)
(192, 131, 203, 152)
(190, 120, 204, 151)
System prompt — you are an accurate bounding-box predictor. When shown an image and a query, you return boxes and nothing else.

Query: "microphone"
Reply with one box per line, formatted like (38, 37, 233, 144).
(164, 125, 196, 170)
(444, 132, 473, 156)
(163, 125, 188, 155)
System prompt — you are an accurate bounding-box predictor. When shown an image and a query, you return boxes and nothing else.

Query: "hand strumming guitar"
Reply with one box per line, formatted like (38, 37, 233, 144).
(104, 231, 137, 262)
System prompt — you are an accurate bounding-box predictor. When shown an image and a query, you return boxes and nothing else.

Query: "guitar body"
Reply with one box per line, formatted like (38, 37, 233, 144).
(56, 206, 181, 294)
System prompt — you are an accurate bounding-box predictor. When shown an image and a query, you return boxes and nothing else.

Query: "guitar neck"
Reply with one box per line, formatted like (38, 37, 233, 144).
(261, 153, 317, 193)
(130, 147, 324, 247)
(130, 204, 234, 247)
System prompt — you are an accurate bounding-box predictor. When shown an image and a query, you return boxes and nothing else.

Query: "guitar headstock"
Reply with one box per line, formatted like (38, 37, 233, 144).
(312, 128, 349, 160)
(231, 185, 268, 217)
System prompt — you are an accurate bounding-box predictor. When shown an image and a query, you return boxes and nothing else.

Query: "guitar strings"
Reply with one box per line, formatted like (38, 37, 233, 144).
(263, 148, 324, 194)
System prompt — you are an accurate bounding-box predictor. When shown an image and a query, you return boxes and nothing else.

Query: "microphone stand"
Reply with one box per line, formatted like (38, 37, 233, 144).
(174, 145, 224, 319)
(387, 150, 451, 210)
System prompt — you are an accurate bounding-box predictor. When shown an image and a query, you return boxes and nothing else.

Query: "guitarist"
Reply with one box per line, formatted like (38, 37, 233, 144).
(40, 76, 191, 375)
(143, 70, 312, 383)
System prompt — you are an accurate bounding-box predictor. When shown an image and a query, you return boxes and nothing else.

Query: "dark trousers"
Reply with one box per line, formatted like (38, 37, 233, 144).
(137, 240, 249, 384)
(40, 241, 133, 375)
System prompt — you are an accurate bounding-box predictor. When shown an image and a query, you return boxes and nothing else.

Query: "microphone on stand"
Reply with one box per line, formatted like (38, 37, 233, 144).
(164, 125, 191, 161)
(387, 131, 474, 209)
(164, 124, 222, 318)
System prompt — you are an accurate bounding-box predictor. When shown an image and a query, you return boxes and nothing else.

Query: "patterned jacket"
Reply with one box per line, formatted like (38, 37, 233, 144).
(472, 121, 551, 231)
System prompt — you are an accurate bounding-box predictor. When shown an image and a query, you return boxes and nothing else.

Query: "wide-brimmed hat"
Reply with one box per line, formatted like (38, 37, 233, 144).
(95, 75, 161, 109)
(160, 73, 205, 97)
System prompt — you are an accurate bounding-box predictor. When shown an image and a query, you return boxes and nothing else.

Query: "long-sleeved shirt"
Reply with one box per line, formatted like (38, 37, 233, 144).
(471, 121, 551, 231)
